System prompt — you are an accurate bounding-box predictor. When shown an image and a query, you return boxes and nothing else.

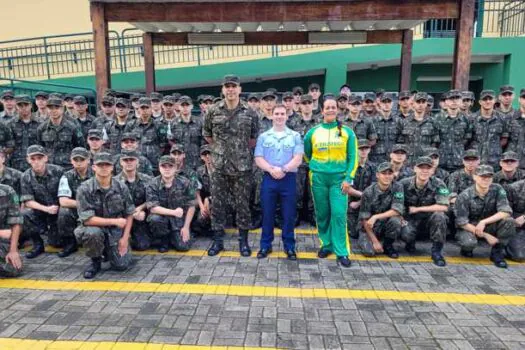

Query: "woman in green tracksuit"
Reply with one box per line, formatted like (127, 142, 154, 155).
(303, 98, 358, 267)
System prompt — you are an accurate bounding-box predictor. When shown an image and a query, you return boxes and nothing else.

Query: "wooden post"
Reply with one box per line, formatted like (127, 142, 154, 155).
(90, 2, 111, 100)
(452, 0, 475, 90)
(399, 29, 413, 92)
(143, 33, 156, 94)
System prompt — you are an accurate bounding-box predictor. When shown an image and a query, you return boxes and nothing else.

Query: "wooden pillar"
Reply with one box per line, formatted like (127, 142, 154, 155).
(143, 33, 156, 94)
(90, 2, 111, 100)
(452, 0, 475, 90)
(399, 29, 413, 92)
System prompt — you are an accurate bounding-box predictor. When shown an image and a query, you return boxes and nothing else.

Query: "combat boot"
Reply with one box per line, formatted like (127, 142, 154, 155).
(26, 237, 45, 259)
(57, 237, 78, 258)
(431, 242, 446, 267)
(239, 229, 252, 257)
(490, 244, 508, 269)
(83, 257, 102, 279)
(383, 238, 399, 259)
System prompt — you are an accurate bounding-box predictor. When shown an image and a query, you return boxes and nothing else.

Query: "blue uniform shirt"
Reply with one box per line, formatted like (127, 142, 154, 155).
(255, 127, 304, 171)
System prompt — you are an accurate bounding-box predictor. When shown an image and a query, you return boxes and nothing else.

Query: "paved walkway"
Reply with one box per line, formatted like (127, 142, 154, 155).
(1, 228, 525, 349)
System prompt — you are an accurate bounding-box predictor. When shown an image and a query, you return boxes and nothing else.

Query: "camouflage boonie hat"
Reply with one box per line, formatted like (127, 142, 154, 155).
(391, 144, 408, 154)
(222, 74, 240, 86)
(159, 155, 175, 166)
(200, 144, 211, 154)
(93, 152, 114, 165)
(300, 95, 313, 103)
(120, 150, 139, 159)
(15, 95, 32, 104)
(377, 162, 394, 173)
(87, 129, 103, 140)
(46, 98, 63, 107)
(501, 151, 519, 161)
(480, 90, 495, 99)
(27, 145, 47, 156)
(71, 147, 90, 159)
(475, 165, 495, 176)
(463, 149, 480, 159)
(120, 132, 137, 142)
(358, 139, 370, 149)
(170, 144, 185, 153)
(73, 96, 87, 104)
(415, 156, 433, 167)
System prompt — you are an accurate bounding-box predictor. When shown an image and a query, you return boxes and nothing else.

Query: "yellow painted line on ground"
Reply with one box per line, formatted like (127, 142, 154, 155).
(0, 338, 280, 350)
(1, 278, 525, 306)
(225, 228, 318, 235)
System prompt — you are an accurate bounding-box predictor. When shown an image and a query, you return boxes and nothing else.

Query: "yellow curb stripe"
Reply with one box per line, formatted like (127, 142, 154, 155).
(1, 279, 525, 306)
(0, 338, 280, 350)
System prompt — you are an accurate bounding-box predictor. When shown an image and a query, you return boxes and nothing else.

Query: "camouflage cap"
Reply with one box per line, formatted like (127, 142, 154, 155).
(115, 98, 130, 107)
(87, 129, 103, 140)
(34, 91, 49, 99)
(415, 156, 433, 167)
(377, 162, 394, 173)
(150, 92, 163, 101)
(261, 91, 277, 100)
(501, 151, 519, 161)
(308, 83, 320, 91)
(462, 91, 475, 100)
(380, 93, 394, 102)
(27, 144, 47, 156)
(414, 92, 428, 102)
(363, 92, 376, 102)
(475, 164, 495, 176)
(1, 90, 14, 99)
(292, 86, 304, 95)
(375, 88, 385, 97)
(348, 94, 362, 104)
(120, 149, 139, 160)
(222, 74, 240, 86)
(398, 90, 411, 99)
(358, 139, 370, 148)
(247, 93, 260, 101)
(500, 85, 515, 94)
(202, 95, 214, 102)
(172, 92, 182, 100)
(282, 91, 294, 100)
(138, 97, 151, 107)
(391, 144, 408, 154)
(73, 96, 87, 104)
(170, 143, 185, 153)
(15, 95, 32, 104)
(130, 93, 143, 102)
(480, 90, 496, 99)
(179, 95, 192, 105)
(46, 98, 63, 107)
(162, 95, 176, 104)
(300, 94, 313, 103)
(336, 94, 348, 101)
(424, 147, 439, 157)
(93, 152, 114, 165)
(159, 155, 175, 166)
(520, 88, 525, 98)
(71, 147, 90, 159)
(463, 149, 480, 159)
(101, 95, 115, 105)
(103, 88, 117, 97)
(447, 89, 462, 99)
(120, 132, 137, 142)
(64, 94, 75, 101)
(49, 93, 63, 99)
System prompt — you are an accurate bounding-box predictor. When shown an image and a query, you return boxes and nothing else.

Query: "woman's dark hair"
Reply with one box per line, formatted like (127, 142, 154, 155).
(322, 98, 342, 136)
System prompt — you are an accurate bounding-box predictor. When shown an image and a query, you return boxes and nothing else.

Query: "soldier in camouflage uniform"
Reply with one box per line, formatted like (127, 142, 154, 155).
(247, 93, 261, 114)
(0, 183, 23, 277)
(114, 150, 152, 251)
(358, 162, 404, 258)
(159, 96, 178, 138)
(203, 75, 259, 256)
(56, 147, 93, 258)
(389, 144, 413, 181)
(0, 90, 17, 123)
(336, 94, 349, 121)
(33, 91, 49, 121)
(494, 151, 525, 191)
(75, 152, 134, 279)
(424, 147, 449, 183)
(87, 129, 105, 159)
(125, 97, 168, 171)
(63, 94, 76, 119)
(169, 144, 201, 193)
(447, 150, 480, 203)
(362, 92, 378, 119)
(399, 157, 449, 266)
(505, 179, 525, 261)
(192, 145, 213, 236)
(433, 90, 472, 172)
(470, 90, 511, 170)
(282, 91, 300, 125)
(168, 96, 203, 170)
(20, 145, 64, 258)
(146, 156, 195, 253)
(396, 91, 413, 120)
(0, 148, 22, 194)
(370, 98, 399, 164)
(113, 133, 154, 176)
(506, 89, 525, 168)
(341, 94, 377, 145)
(36, 97, 86, 170)
(150, 92, 164, 119)
(72, 96, 95, 141)
(92, 95, 115, 136)
(292, 86, 303, 113)
(497, 85, 515, 120)
(105, 98, 132, 154)
(9, 95, 39, 172)
(454, 165, 515, 268)
(397, 92, 439, 165)
(460, 91, 475, 121)
(347, 139, 376, 239)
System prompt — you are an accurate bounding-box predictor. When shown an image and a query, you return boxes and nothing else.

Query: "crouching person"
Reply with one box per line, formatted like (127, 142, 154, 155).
(75, 152, 134, 279)
(0, 184, 23, 277)
(454, 165, 515, 268)
(358, 162, 404, 258)
(506, 179, 525, 261)
(147, 156, 195, 253)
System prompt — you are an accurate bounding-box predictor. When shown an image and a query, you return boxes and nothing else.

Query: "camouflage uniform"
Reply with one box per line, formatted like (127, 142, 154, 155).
(399, 176, 450, 244)
(20, 164, 64, 247)
(146, 174, 196, 251)
(397, 117, 439, 165)
(394, 165, 414, 182)
(470, 112, 510, 169)
(113, 154, 153, 176)
(114, 172, 153, 250)
(192, 164, 212, 236)
(124, 118, 167, 170)
(433, 113, 472, 172)
(75, 177, 134, 270)
(370, 113, 399, 163)
(0, 122, 14, 154)
(169, 115, 204, 170)
(432, 168, 450, 183)
(203, 100, 258, 236)
(76, 114, 95, 141)
(506, 113, 525, 169)
(454, 183, 515, 252)
(358, 181, 404, 256)
(494, 169, 525, 191)
(37, 118, 86, 169)
(348, 161, 376, 238)
(7, 115, 40, 172)
(0, 167, 22, 195)
(106, 119, 131, 155)
(505, 179, 525, 261)
(0, 184, 23, 277)
(447, 169, 475, 199)
(342, 115, 377, 143)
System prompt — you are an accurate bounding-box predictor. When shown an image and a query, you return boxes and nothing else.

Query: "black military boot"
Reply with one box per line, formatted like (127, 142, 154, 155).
(158, 237, 169, 253)
(383, 238, 399, 259)
(26, 237, 45, 259)
(83, 257, 102, 279)
(405, 241, 416, 254)
(490, 244, 508, 269)
(57, 237, 78, 258)
(239, 230, 252, 257)
(431, 242, 446, 267)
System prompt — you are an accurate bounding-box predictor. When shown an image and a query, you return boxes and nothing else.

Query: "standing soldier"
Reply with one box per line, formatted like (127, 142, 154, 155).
(203, 74, 259, 256)
(454, 165, 515, 268)
(247, 94, 261, 113)
(308, 83, 322, 115)
(0, 183, 23, 277)
(336, 94, 349, 120)
(493, 151, 525, 191)
(460, 91, 475, 120)
(361, 92, 378, 119)
(169, 96, 203, 170)
(292, 86, 303, 112)
(20, 145, 64, 258)
(150, 92, 164, 119)
(37, 97, 86, 170)
(56, 147, 93, 258)
(75, 152, 134, 279)
(0, 91, 17, 122)
(129, 93, 142, 119)
(358, 162, 404, 258)
(505, 179, 525, 262)
(395, 91, 413, 120)
(10, 95, 38, 172)
(342, 94, 377, 145)
(87, 129, 105, 159)
(159, 96, 178, 129)
(497, 85, 515, 120)
(106, 98, 132, 154)
(470, 90, 511, 170)
(33, 91, 49, 121)
(63, 94, 76, 118)
(72, 96, 95, 141)
(282, 91, 299, 124)
(507, 89, 525, 168)
(93, 95, 115, 131)
(448, 150, 480, 205)
(370, 96, 399, 164)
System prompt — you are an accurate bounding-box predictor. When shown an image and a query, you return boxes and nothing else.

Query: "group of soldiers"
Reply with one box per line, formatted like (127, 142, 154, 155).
(0, 77, 524, 277)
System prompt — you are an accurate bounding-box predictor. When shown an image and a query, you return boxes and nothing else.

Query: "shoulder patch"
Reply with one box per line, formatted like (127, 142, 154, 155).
(438, 188, 450, 195)
(393, 192, 404, 199)
(499, 189, 507, 197)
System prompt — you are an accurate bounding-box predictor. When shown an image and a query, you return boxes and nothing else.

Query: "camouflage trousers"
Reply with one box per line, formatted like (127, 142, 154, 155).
(250, 168, 263, 222)
(296, 166, 315, 223)
(74, 226, 132, 271)
(401, 212, 448, 244)
(130, 220, 152, 251)
(22, 209, 60, 247)
(358, 217, 402, 257)
(58, 207, 78, 239)
(148, 214, 192, 251)
(507, 228, 525, 262)
(455, 218, 515, 252)
(0, 238, 22, 277)
(211, 171, 252, 234)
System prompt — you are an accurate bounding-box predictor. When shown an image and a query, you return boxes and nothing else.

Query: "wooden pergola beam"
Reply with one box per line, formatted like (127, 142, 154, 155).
(103, 0, 459, 22)
(143, 33, 156, 94)
(452, 0, 475, 90)
(399, 29, 413, 91)
(90, 2, 111, 100)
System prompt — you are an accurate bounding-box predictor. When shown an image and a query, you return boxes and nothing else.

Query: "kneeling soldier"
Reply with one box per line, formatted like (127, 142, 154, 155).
(399, 156, 449, 266)
(75, 152, 135, 279)
(454, 165, 515, 268)
(0, 184, 23, 277)
(146, 156, 195, 253)
(358, 162, 404, 258)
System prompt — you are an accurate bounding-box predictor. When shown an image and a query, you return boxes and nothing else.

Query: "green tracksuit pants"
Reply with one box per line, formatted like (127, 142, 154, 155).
(310, 171, 350, 257)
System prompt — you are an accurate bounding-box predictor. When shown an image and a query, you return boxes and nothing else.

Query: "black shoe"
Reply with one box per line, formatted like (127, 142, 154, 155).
(384, 245, 399, 259)
(317, 249, 332, 259)
(431, 242, 446, 267)
(26, 242, 44, 259)
(490, 245, 508, 269)
(207, 241, 224, 256)
(337, 256, 352, 268)
(286, 250, 297, 261)
(257, 248, 272, 259)
(405, 242, 416, 254)
(460, 249, 474, 258)
(239, 239, 252, 257)
(158, 245, 169, 253)
(84, 257, 102, 279)
(57, 240, 78, 258)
